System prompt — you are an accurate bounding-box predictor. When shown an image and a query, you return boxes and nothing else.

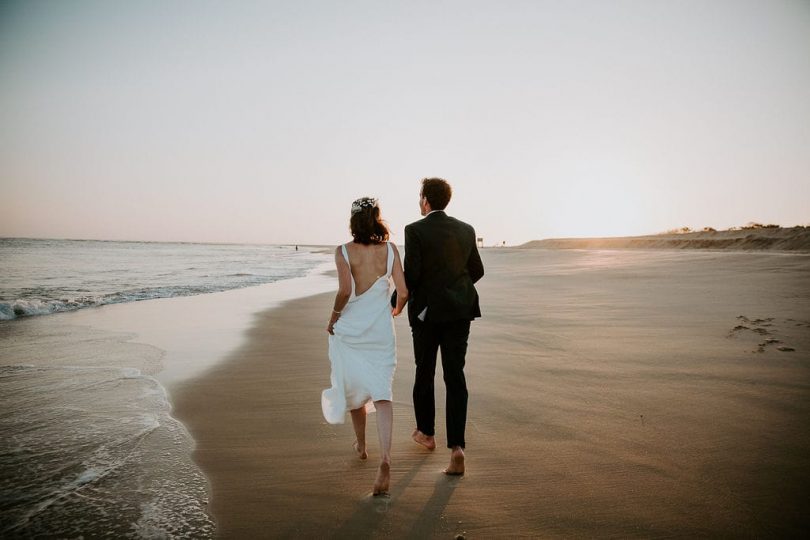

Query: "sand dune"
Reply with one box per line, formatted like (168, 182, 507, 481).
(520, 226, 810, 251)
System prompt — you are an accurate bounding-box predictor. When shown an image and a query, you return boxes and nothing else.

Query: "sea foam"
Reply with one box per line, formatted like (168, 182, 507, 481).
(0, 365, 214, 538)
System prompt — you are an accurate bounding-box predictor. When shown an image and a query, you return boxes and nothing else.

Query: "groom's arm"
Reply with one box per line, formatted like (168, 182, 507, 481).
(404, 224, 421, 291)
(468, 228, 484, 284)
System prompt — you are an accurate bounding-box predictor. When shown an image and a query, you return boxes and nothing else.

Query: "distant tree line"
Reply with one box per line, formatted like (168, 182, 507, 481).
(735, 222, 782, 230)
(664, 223, 792, 234)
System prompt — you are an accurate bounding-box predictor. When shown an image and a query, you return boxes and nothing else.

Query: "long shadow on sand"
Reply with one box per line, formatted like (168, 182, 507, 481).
(406, 473, 461, 538)
(331, 451, 459, 539)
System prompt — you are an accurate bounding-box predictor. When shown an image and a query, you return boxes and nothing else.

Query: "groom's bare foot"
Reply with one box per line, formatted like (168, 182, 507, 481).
(412, 429, 436, 450)
(444, 447, 465, 476)
(372, 461, 390, 496)
(353, 440, 367, 460)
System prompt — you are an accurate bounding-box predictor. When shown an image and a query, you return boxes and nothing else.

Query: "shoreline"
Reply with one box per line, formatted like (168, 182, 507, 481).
(3, 249, 809, 536)
(0, 264, 337, 537)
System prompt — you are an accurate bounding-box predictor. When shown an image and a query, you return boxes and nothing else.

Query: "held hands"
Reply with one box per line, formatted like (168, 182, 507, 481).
(390, 290, 407, 317)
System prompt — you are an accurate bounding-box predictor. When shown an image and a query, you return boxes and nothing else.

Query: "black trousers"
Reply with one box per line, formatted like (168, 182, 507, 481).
(411, 318, 470, 449)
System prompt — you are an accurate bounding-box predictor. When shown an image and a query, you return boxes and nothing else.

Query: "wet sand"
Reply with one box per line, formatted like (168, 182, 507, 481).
(172, 249, 810, 538)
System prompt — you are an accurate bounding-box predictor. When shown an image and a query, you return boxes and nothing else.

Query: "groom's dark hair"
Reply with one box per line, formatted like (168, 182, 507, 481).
(421, 178, 452, 210)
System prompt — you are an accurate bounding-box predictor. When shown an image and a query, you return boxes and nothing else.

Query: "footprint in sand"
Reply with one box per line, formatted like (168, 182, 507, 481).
(756, 338, 781, 353)
(731, 316, 799, 353)
(729, 320, 770, 338)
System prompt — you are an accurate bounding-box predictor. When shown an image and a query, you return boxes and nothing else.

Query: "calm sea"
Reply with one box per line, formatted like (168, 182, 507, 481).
(0, 238, 325, 320)
(0, 238, 331, 537)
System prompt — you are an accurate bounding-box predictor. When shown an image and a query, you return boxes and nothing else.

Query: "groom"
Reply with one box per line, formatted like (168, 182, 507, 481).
(404, 178, 484, 475)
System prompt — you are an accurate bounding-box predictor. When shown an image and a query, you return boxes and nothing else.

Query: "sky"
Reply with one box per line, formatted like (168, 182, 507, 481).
(1, 0, 808, 246)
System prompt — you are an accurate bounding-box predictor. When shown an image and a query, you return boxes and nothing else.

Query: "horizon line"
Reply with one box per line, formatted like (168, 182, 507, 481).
(4, 222, 808, 248)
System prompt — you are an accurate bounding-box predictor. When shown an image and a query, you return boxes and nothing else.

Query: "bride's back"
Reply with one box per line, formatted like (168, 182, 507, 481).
(345, 242, 388, 296)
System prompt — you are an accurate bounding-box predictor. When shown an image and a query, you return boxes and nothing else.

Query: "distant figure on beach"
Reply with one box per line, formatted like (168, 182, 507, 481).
(322, 197, 408, 496)
(405, 178, 484, 475)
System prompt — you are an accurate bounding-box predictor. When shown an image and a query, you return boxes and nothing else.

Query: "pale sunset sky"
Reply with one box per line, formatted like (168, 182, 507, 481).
(1, 1, 808, 246)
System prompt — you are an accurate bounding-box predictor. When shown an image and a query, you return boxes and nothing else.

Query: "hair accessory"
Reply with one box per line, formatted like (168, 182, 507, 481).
(351, 197, 378, 215)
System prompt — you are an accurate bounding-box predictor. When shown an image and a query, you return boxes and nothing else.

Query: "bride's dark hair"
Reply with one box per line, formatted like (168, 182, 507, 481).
(350, 199, 390, 245)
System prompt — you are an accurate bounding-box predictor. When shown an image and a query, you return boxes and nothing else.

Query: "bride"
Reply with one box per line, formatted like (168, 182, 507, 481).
(322, 197, 408, 496)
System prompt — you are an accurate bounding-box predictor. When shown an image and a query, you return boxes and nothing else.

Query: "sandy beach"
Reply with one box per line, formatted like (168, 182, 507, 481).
(171, 248, 810, 538)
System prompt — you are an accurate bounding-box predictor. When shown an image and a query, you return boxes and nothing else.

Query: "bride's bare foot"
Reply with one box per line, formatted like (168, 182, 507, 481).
(353, 440, 367, 460)
(412, 429, 436, 450)
(372, 461, 390, 496)
(444, 447, 465, 476)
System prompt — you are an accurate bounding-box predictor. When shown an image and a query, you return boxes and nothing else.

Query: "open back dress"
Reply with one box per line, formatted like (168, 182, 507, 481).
(321, 242, 396, 424)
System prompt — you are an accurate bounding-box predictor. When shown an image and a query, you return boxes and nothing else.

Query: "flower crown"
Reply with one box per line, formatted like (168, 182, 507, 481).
(351, 197, 378, 215)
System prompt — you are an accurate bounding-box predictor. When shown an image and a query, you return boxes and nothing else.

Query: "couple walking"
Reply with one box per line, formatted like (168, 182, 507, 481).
(322, 178, 484, 496)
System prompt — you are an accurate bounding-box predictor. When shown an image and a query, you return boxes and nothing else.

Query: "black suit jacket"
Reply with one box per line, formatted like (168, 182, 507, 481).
(403, 211, 484, 326)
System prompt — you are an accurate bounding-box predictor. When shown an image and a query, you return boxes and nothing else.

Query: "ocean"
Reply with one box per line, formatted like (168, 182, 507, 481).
(0, 238, 325, 320)
(0, 238, 334, 537)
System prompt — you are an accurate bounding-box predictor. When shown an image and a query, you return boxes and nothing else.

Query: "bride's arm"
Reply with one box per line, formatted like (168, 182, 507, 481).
(327, 246, 352, 334)
(390, 243, 409, 316)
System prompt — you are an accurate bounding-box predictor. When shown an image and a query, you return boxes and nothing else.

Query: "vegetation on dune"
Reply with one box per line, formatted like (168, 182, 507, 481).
(664, 223, 792, 234)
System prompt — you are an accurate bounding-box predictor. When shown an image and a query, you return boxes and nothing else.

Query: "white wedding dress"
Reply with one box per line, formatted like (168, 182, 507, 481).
(321, 242, 397, 424)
